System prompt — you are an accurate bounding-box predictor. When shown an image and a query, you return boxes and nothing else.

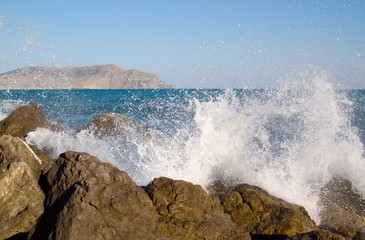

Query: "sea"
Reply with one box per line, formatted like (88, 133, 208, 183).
(0, 74, 364, 223)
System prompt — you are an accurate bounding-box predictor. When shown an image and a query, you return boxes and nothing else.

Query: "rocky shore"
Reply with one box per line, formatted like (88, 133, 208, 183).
(0, 103, 364, 240)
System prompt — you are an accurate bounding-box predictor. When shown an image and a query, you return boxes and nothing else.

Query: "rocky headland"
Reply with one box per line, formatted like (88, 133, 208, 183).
(0, 64, 175, 89)
(0, 103, 364, 240)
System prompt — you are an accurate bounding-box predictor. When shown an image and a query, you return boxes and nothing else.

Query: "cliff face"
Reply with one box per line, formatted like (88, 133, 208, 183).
(0, 64, 175, 89)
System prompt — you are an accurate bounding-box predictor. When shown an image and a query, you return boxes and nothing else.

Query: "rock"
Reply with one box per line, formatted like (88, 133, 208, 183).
(0, 135, 45, 239)
(76, 112, 166, 146)
(0, 102, 62, 139)
(287, 229, 349, 240)
(0, 135, 50, 180)
(319, 177, 365, 239)
(211, 182, 318, 238)
(144, 177, 250, 240)
(28, 144, 54, 174)
(76, 112, 149, 138)
(29, 151, 159, 240)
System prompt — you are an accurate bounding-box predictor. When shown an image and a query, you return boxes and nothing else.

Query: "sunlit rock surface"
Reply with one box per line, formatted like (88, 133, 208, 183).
(209, 182, 318, 238)
(0, 135, 45, 239)
(144, 177, 250, 240)
(29, 151, 159, 240)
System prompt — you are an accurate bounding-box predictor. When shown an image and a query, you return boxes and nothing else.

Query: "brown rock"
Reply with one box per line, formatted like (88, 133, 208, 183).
(0, 135, 50, 180)
(319, 177, 365, 239)
(76, 112, 149, 138)
(0, 135, 45, 239)
(29, 151, 159, 240)
(145, 177, 250, 240)
(287, 229, 350, 240)
(0, 102, 62, 139)
(213, 183, 318, 237)
(76, 112, 166, 146)
(28, 144, 54, 174)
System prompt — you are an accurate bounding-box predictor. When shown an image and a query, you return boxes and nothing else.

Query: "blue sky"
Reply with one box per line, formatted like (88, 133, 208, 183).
(0, 0, 364, 88)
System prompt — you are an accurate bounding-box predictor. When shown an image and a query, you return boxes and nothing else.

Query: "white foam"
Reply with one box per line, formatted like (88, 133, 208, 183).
(0, 99, 25, 121)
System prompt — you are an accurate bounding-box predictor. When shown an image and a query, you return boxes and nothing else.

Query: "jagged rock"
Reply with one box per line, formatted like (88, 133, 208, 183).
(319, 177, 365, 239)
(211, 182, 317, 238)
(29, 151, 159, 240)
(144, 177, 250, 240)
(287, 229, 349, 240)
(0, 102, 62, 139)
(0, 135, 45, 239)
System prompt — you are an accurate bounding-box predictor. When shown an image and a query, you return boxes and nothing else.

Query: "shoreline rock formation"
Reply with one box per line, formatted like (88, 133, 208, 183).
(0, 103, 364, 240)
(0, 64, 175, 89)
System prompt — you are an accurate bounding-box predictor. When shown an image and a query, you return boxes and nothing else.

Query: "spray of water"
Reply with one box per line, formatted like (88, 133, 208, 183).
(24, 71, 364, 223)
(0, 99, 25, 121)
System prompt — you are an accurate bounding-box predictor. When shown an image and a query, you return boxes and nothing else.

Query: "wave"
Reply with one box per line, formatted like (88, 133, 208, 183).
(18, 71, 365, 223)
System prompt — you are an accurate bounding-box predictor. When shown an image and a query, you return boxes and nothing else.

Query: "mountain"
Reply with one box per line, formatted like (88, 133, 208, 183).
(0, 64, 175, 89)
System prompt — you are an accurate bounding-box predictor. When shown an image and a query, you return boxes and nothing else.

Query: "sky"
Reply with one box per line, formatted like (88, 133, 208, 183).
(0, 0, 364, 88)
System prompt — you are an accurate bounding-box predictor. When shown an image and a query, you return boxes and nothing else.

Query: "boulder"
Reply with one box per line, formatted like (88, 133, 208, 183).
(211, 182, 317, 238)
(76, 113, 150, 138)
(287, 229, 349, 240)
(0, 102, 62, 139)
(0, 135, 51, 181)
(76, 113, 167, 148)
(29, 151, 159, 240)
(319, 177, 365, 239)
(0, 135, 45, 239)
(144, 177, 250, 240)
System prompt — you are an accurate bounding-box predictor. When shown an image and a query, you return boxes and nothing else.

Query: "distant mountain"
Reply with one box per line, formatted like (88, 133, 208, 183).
(0, 64, 175, 89)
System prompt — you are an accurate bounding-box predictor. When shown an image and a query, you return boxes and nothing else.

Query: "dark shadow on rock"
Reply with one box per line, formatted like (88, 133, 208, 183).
(251, 234, 288, 240)
(5, 232, 29, 240)
(29, 183, 78, 240)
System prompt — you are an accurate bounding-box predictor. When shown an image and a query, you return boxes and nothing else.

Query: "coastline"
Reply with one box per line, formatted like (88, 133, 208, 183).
(0, 102, 364, 239)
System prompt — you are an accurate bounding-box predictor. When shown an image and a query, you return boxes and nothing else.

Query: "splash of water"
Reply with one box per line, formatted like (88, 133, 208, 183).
(0, 99, 25, 121)
(24, 71, 365, 223)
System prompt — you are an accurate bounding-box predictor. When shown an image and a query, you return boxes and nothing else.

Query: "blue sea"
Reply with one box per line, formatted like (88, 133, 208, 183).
(1, 76, 364, 223)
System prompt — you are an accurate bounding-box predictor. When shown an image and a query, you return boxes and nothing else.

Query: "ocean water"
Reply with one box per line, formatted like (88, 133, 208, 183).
(0, 74, 364, 223)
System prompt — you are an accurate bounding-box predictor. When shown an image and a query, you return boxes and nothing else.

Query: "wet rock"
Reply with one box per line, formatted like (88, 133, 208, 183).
(145, 177, 250, 240)
(76, 112, 150, 138)
(211, 182, 317, 238)
(29, 151, 159, 240)
(319, 177, 365, 239)
(287, 229, 349, 240)
(0, 102, 62, 139)
(0, 135, 45, 239)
